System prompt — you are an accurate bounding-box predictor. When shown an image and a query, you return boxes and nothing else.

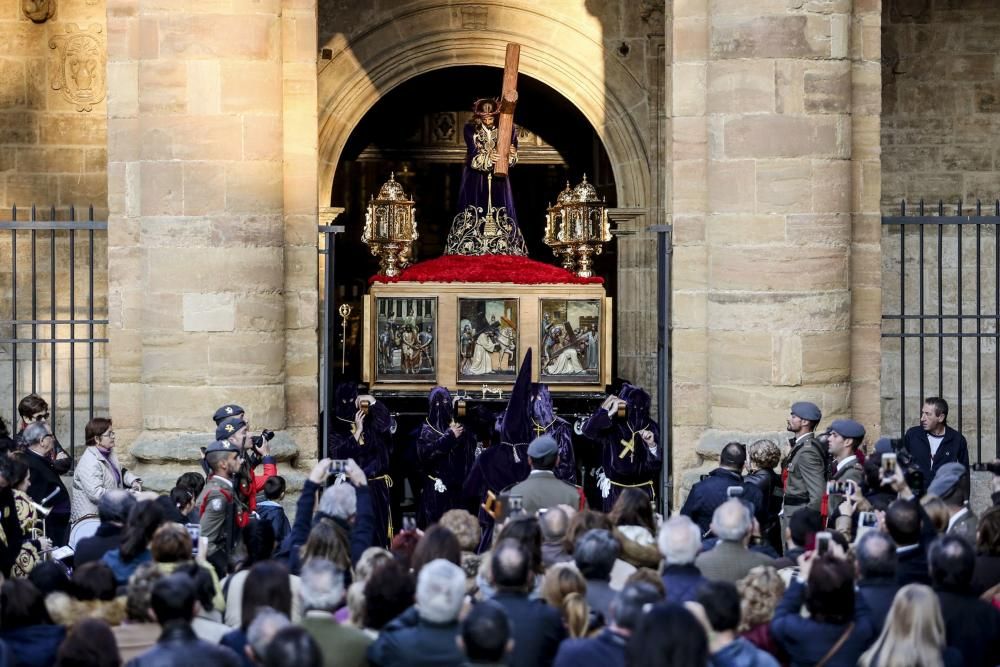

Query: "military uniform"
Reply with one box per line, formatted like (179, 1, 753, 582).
(505, 470, 585, 516)
(198, 441, 243, 577)
(824, 455, 864, 526)
(780, 402, 828, 541)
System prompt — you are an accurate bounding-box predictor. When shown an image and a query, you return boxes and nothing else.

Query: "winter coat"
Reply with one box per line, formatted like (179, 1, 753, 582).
(71, 446, 140, 522)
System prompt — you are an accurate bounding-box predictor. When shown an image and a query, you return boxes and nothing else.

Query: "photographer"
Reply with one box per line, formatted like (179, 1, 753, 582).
(214, 415, 278, 521)
(285, 458, 376, 576)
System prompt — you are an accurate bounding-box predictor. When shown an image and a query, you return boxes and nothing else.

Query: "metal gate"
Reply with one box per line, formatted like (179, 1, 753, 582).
(881, 199, 1000, 464)
(0, 205, 108, 460)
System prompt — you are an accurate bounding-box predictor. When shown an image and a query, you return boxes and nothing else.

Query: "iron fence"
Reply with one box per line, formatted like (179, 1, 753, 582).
(882, 199, 1000, 464)
(0, 205, 108, 461)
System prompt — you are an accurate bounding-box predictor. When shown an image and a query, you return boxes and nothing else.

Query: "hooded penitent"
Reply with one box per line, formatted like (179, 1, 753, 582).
(530, 383, 577, 484)
(417, 386, 476, 527)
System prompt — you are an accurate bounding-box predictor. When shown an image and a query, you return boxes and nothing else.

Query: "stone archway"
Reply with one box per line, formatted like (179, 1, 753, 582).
(317, 2, 652, 213)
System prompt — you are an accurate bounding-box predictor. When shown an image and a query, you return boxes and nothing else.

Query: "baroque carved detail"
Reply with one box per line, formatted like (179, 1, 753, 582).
(49, 23, 106, 112)
(460, 5, 487, 30)
(22, 0, 54, 23)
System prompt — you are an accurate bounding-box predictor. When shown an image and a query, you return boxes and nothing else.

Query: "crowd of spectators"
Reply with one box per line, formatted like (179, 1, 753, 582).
(1, 393, 999, 667)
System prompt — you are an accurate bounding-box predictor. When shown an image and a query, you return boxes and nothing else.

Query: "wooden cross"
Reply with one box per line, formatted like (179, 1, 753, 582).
(494, 42, 520, 178)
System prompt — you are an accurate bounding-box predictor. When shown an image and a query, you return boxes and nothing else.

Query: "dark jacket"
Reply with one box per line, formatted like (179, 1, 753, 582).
(936, 589, 1000, 667)
(857, 577, 899, 634)
(972, 554, 1000, 595)
(710, 637, 780, 667)
(74, 523, 123, 566)
(681, 468, 763, 537)
(0, 624, 65, 667)
(366, 607, 464, 667)
(126, 622, 240, 667)
(23, 448, 71, 543)
(219, 628, 253, 667)
(896, 546, 932, 586)
(770, 580, 877, 667)
(902, 425, 969, 484)
(493, 591, 566, 667)
(553, 628, 627, 667)
(744, 468, 783, 550)
(661, 563, 708, 604)
(285, 479, 375, 575)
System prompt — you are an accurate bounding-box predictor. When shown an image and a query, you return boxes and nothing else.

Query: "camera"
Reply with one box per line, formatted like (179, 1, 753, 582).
(726, 486, 744, 499)
(402, 513, 417, 531)
(329, 459, 349, 475)
(881, 452, 897, 475)
(506, 494, 525, 518)
(251, 429, 275, 447)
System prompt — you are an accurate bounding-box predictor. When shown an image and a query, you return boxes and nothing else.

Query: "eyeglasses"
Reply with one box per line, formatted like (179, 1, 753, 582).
(102, 431, 116, 439)
(32, 413, 49, 422)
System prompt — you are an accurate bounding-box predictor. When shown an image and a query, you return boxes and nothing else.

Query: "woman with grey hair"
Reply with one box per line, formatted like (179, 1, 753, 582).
(744, 439, 784, 554)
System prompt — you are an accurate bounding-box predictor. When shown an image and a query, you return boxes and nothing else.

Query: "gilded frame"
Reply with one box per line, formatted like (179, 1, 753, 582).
(455, 297, 520, 384)
(373, 296, 438, 384)
(538, 298, 602, 384)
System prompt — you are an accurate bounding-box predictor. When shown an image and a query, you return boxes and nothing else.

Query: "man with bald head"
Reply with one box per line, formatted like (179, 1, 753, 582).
(855, 531, 899, 634)
(539, 507, 572, 568)
(694, 500, 773, 583)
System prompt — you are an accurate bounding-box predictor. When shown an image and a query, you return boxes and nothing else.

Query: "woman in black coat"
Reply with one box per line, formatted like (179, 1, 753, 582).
(744, 439, 784, 555)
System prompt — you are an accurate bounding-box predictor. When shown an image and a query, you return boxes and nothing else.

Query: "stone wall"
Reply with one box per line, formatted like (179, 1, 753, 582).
(880, 1, 1000, 457)
(106, 0, 319, 487)
(0, 0, 107, 213)
(669, 0, 881, 493)
(0, 0, 109, 440)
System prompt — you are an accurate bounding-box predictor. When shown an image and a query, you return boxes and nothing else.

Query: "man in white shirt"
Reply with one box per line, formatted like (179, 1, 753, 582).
(902, 397, 970, 485)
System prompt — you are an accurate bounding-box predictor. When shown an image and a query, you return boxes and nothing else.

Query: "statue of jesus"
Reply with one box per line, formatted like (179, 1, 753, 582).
(457, 98, 519, 222)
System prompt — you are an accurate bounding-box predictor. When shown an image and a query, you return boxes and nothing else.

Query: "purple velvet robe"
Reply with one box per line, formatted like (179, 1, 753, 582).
(416, 387, 477, 527)
(530, 383, 577, 484)
(582, 385, 662, 512)
(326, 383, 393, 548)
(456, 121, 519, 221)
(463, 350, 535, 550)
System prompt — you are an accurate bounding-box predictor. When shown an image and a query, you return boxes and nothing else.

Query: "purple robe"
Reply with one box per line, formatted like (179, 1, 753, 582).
(457, 121, 519, 221)
(582, 385, 662, 512)
(417, 387, 477, 527)
(530, 383, 577, 484)
(326, 383, 393, 548)
(464, 350, 535, 550)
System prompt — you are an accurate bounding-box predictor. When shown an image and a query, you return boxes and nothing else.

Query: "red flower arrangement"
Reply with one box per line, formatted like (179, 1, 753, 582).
(370, 254, 604, 285)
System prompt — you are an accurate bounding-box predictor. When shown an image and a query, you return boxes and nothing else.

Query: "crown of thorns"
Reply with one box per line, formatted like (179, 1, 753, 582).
(472, 97, 499, 118)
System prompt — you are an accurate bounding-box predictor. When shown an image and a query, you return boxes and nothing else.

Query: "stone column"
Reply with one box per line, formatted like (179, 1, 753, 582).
(670, 0, 877, 493)
(106, 0, 315, 486)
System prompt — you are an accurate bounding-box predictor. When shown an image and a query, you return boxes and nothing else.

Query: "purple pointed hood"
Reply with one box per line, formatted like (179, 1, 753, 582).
(531, 383, 556, 424)
(333, 381, 358, 420)
(428, 386, 453, 430)
(500, 348, 533, 445)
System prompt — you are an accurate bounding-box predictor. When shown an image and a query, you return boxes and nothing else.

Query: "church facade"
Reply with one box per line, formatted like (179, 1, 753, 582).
(0, 0, 992, 496)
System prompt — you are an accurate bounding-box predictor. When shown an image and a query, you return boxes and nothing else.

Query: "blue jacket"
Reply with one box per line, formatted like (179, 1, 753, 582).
(770, 580, 877, 667)
(902, 424, 969, 483)
(681, 468, 763, 537)
(255, 500, 291, 555)
(492, 591, 566, 667)
(553, 629, 627, 667)
(0, 624, 65, 667)
(102, 547, 153, 585)
(661, 563, 707, 604)
(367, 607, 464, 667)
(711, 637, 780, 667)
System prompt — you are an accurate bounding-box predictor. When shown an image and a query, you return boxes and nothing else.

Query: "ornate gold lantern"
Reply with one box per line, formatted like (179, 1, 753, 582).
(544, 175, 610, 278)
(363, 173, 418, 277)
(544, 182, 577, 271)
